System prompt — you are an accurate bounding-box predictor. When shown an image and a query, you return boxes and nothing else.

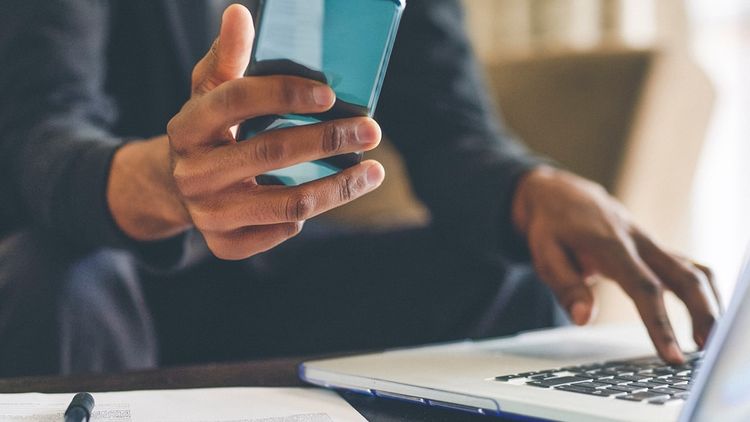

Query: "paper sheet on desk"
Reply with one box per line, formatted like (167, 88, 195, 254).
(0, 387, 366, 422)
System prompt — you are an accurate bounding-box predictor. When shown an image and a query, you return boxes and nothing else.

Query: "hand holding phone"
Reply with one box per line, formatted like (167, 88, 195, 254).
(160, 5, 386, 260)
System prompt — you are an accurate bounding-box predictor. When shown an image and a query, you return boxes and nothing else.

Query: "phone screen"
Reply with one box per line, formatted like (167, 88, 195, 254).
(239, 0, 405, 186)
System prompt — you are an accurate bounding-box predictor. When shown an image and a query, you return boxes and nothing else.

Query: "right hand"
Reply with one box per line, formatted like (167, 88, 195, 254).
(109, 5, 385, 260)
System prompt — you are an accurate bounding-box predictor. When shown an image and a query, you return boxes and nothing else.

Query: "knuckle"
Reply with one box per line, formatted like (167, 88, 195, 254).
(338, 173, 365, 202)
(635, 277, 662, 297)
(274, 78, 300, 107)
(171, 163, 205, 199)
(534, 260, 554, 283)
(253, 138, 286, 165)
(653, 313, 672, 330)
(190, 209, 223, 233)
(286, 192, 316, 221)
(166, 116, 180, 139)
(171, 164, 194, 196)
(205, 232, 255, 261)
(208, 243, 243, 261)
(322, 123, 346, 154)
(203, 235, 225, 256)
(680, 269, 704, 289)
(591, 231, 622, 253)
(166, 116, 189, 153)
(217, 83, 241, 112)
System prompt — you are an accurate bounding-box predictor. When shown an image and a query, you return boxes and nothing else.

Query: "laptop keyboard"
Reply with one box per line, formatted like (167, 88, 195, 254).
(493, 352, 703, 405)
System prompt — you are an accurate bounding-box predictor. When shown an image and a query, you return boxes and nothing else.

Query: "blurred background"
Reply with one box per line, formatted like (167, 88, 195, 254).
(332, 0, 749, 326)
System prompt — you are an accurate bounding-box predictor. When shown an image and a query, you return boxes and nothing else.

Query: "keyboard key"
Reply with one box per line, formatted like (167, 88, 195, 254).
(618, 391, 671, 402)
(590, 389, 629, 397)
(517, 371, 543, 378)
(528, 373, 556, 380)
(529, 376, 592, 387)
(616, 374, 653, 382)
(556, 385, 626, 397)
(494, 375, 522, 382)
(647, 378, 672, 385)
(649, 397, 686, 405)
(571, 382, 610, 389)
(609, 385, 649, 393)
(555, 385, 597, 394)
(526, 381, 551, 388)
(664, 376, 691, 383)
(671, 384, 692, 392)
(652, 387, 685, 396)
(652, 367, 679, 376)
(495, 371, 547, 381)
(630, 381, 668, 389)
(595, 369, 627, 377)
(599, 379, 631, 386)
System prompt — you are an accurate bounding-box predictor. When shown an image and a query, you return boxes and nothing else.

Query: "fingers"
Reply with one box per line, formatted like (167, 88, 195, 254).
(187, 161, 385, 233)
(633, 231, 719, 349)
(192, 4, 255, 96)
(607, 241, 685, 363)
(529, 229, 595, 325)
(204, 222, 304, 261)
(168, 76, 336, 152)
(179, 118, 381, 192)
(692, 261, 724, 315)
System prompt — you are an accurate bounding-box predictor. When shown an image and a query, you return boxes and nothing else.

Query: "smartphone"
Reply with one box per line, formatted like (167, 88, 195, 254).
(238, 0, 406, 186)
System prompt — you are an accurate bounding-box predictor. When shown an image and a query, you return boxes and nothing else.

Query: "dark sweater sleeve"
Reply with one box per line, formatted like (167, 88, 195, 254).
(0, 0, 196, 268)
(376, 0, 543, 261)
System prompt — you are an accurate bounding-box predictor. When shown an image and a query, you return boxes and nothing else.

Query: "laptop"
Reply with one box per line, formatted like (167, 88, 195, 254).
(300, 250, 750, 421)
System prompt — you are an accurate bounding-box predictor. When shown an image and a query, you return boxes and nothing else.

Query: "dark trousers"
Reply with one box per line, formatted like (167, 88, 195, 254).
(0, 225, 563, 377)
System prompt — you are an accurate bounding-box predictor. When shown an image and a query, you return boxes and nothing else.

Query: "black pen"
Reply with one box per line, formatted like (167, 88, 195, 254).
(64, 392, 95, 422)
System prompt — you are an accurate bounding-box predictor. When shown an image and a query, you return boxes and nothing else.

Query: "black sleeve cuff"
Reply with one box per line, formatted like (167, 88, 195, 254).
(52, 138, 205, 272)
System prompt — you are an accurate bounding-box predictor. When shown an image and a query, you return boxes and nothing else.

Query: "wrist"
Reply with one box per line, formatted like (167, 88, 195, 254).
(107, 136, 192, 241)
(511, 165, 558, 236)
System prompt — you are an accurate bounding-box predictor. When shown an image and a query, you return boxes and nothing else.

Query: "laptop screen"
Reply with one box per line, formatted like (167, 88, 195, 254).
(681, 250, 750, 422)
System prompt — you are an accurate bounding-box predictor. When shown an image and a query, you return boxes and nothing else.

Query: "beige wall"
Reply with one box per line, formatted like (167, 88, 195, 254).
(462, 0, 687, 63)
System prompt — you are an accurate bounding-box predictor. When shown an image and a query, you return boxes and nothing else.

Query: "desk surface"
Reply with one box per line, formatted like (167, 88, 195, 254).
(0, 358, 510, 421)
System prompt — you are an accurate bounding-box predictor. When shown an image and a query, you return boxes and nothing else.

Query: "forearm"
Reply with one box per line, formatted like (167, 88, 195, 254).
(107, 136, 192, 242)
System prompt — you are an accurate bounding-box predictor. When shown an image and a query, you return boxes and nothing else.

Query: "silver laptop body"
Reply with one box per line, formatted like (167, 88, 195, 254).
(301, 251, 750, 422)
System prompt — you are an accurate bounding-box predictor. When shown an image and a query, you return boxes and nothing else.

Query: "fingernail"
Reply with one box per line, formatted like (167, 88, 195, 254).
(355, 120, 381, 145)
(570, 302, 591, 326)
(313, 86, 335, 107)
(365, 163, 385, 187)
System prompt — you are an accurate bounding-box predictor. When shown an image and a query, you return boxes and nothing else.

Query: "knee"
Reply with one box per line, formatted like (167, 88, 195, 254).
(0, 229, 157, 376)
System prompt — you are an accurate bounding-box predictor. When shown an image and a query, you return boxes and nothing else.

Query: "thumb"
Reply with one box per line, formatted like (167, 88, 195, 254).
(192, 4, 254, 96)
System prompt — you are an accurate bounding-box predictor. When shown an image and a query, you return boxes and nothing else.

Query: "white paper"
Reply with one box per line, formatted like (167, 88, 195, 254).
(0, 387, 366, 422)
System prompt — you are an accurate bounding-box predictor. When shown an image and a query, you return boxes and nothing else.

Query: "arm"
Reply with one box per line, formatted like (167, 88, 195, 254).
(378, 0, 721, 363)
(0, 2, 384, 265)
